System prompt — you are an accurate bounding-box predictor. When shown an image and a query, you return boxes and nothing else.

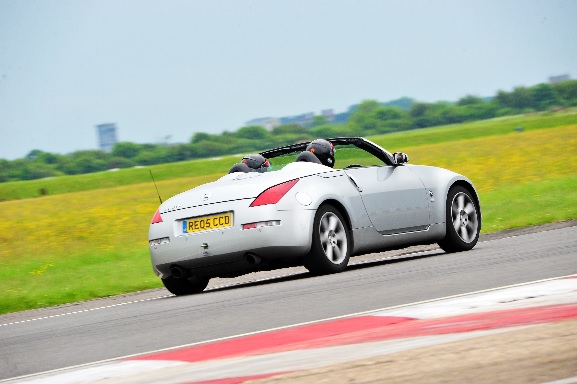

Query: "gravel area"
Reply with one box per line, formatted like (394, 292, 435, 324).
(248, 319, 577, 384)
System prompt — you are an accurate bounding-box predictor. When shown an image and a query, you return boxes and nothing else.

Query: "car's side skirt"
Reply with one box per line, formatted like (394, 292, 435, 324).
(378, 225, 430, 236)
(351, 222, 445, 256)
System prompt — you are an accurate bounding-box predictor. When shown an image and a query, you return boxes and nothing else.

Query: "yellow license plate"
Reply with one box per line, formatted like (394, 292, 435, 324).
(182, 212, 233, 234)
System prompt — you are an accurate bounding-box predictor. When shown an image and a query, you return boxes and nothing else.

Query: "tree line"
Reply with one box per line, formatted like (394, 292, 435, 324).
(2, 80, 576, 183)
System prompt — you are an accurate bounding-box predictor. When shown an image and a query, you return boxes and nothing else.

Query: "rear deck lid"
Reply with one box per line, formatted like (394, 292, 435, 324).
(159, 162, 337, 214)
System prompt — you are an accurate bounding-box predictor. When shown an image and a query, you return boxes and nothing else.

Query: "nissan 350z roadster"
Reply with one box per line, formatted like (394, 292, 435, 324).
(149, 137, 481, 295)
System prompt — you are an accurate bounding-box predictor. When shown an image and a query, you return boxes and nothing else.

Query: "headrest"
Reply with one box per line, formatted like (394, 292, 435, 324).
(295, 151, 321, 164)
(228, 163, 252, 173)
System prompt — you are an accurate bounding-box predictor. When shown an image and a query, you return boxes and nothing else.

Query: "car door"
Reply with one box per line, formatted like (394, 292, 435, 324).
(344, 165, 431, 234)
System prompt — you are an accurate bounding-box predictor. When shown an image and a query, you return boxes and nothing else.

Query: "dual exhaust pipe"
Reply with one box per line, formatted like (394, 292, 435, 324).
(170, 265, 190, 279)
(170, 253, 262, 279)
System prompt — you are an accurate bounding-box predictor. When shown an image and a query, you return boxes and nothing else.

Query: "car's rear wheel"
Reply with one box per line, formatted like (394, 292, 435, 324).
(304, 204, 351, 274)
(161, 274, 210, 295)
(438, 185, 480, 253)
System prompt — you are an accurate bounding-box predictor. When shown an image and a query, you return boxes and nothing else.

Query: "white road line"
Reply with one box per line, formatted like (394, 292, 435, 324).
(0, 296, 170, 328)
(543, 377, 577, 384)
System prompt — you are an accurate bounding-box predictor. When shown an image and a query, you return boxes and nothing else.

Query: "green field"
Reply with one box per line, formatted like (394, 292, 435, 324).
(0, 111, 576, 314)
(1, 110, 576, 201)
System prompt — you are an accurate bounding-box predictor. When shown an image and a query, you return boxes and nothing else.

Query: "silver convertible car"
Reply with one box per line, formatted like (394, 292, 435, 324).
(149, 137, 481, 295)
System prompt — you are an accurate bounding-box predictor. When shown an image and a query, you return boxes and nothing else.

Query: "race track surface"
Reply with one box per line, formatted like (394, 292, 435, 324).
(0, 221, 576, 381)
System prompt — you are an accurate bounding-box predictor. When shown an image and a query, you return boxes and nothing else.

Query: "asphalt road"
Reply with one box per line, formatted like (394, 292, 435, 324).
(1, 222, 576, 380)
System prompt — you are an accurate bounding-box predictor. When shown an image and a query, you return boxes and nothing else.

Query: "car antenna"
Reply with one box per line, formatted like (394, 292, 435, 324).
(149, 170, 163, 204)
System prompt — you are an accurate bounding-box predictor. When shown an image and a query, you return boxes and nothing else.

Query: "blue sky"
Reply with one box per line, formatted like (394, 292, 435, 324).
(1, 0, 576, 160)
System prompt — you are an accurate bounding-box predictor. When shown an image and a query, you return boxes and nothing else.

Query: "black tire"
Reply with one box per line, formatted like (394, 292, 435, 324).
(304, 204, 351, 274)
(438, 185, 481, 253)
(161, 274, 210, 295)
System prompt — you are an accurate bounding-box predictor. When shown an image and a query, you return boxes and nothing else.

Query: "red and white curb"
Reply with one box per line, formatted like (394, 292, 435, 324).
(5, 275, 577, 384)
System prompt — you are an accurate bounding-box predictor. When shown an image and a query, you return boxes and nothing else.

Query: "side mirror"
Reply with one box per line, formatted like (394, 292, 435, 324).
(393, 152, 409, 165)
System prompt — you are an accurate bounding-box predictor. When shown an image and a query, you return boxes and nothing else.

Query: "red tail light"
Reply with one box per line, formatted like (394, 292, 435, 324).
(151, 209, 163, 224)
(250, 179, 299, 207)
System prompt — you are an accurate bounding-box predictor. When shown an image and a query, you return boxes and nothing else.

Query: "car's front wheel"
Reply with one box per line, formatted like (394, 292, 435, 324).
(161, 274, 210, 295)
(304, 204, 351, 274)
(438, 185, 480, 253)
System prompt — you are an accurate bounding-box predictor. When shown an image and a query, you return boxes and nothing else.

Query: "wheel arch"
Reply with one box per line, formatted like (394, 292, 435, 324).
(447, 179, 482, 231)
(317, 198, 355, 251)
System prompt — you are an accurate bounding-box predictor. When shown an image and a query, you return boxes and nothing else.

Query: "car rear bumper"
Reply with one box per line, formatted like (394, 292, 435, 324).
(149, 205, 315, 278)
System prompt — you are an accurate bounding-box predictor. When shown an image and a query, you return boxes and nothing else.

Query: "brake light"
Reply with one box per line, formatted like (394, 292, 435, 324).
(151, 209, 163, 224)
(250, 179, 299, 207)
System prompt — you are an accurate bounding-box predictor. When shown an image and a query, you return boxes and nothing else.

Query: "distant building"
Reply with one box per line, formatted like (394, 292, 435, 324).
(280, 112, 314, 126)
(244, 117, 280, 131)
(245, 109, 350, 130)
(96, 123, 118, 152)
(332, 112, 350, 124)
(321, 109, 335, 123)
(549, 74, 570, 84)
